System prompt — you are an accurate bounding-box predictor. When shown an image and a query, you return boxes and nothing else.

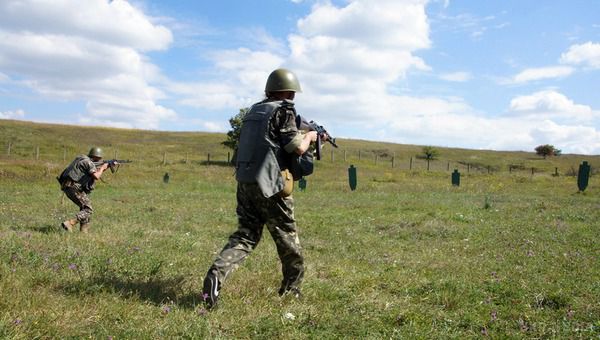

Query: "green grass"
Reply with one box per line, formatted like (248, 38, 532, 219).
(1, 119, 599, 338)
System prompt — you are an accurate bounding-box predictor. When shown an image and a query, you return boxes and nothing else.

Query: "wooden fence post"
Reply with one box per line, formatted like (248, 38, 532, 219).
(392, 157, 395, 168)
(358, 150, 361, 161)
(375, 155, 378, 165)
(344, 150, 347, 162)
(7, 142, 11, 157)
(163, 152, 167, 165)
(409, 157, 413, 170)
(331, 150, 335, 162)
(35, 145, 40, 160)
(207, 153, 211, 165)
(63, 145, 67, 162)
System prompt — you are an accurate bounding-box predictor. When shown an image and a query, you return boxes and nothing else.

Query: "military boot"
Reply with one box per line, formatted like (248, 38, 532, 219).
(61, 219, 78, 232)
(79, 223, 90, 233)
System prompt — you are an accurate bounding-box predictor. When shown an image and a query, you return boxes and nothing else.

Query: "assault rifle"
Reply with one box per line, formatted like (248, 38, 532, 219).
(296, 116, 338, 160)
(94, 159, 132, 173)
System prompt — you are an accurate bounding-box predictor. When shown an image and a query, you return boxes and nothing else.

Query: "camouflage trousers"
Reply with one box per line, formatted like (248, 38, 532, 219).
(205, 182, 304, 295)
(62, 183, 93, 224)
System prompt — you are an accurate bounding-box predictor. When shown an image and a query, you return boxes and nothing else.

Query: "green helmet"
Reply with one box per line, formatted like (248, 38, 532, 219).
(88, 147, 103, 158)
(265, 68, 302, 93)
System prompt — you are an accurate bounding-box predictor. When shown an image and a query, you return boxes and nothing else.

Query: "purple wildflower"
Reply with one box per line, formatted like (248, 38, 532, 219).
(202, 293, 209, 301)
(14, 319, 22, 325)
(68, 263, 77, 270)
(162, 305, 171, 314)
(491, 310, 497, 321)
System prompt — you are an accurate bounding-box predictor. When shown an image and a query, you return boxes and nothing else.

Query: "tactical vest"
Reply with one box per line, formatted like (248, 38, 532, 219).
(58, 155, 96, 192)
(236, 100, 287, 198)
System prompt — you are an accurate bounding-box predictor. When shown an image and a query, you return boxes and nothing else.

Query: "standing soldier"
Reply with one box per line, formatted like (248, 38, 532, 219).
(57, 147, 111, 233)
(202, 68, 325, 308)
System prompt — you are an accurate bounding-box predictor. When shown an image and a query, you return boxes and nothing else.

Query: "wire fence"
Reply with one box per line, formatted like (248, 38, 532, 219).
(2, 141, 597, 177)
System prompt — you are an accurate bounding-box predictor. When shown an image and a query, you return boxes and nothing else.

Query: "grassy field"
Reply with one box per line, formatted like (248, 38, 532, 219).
(1, 119, 599, 338)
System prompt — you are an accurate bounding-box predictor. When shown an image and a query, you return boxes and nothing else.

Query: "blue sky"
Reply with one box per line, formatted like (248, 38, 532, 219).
(1, 0, 599, 154)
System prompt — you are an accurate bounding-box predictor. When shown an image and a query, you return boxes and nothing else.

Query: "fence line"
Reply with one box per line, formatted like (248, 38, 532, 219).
(0, 141, 596, 176)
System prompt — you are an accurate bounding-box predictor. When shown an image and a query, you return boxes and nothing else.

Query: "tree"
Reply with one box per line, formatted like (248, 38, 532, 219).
(222, 107, 249, 163)
(421, 146, 439, 171)
(534, 144, 561, 159)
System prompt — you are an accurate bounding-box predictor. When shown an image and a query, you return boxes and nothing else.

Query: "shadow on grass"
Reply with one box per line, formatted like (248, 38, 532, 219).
(57, 274, 201, 310)
(22, 224, 60, 234)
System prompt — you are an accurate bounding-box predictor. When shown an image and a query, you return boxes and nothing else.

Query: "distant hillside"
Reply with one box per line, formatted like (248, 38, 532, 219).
(1, 119, 598, 175)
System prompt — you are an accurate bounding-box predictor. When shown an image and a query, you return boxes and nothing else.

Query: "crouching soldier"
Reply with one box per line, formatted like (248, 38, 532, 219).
(57, 147, 111, 233)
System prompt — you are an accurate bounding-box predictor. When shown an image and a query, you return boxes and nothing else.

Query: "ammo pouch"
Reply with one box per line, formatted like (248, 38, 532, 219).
(289, 151, 314, 181)
(279, 169, 294, 197)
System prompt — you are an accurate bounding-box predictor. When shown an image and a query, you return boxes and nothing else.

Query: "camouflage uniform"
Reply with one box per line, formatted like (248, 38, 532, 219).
(58, 155, 98, 225)
(203, 98, 305, 305)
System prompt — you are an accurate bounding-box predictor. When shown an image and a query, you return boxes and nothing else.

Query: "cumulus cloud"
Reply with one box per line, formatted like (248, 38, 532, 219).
(168, 47, 284, 110)
(560, 41, 600, 68)
(0, 0, 174, 129)
(0, 109, 25, 119)
(285, 0, 432, 123)
(509, 90, 597, 122)
(370, 90, 600, 154)
(504, 91, 600, 153)
(508, 66, 574, 84)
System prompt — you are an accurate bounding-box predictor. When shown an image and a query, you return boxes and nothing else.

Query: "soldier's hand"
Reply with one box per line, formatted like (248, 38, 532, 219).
(307, 131, 318, 142)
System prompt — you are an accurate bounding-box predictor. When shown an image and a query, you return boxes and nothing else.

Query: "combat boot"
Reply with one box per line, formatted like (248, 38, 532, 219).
(202, 271, 220, 309)
(80, 223, 90, 233)
(61, 219, 77, 232)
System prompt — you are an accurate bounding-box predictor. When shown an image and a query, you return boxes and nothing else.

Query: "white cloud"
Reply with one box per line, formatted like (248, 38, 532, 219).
(0, 0, 172, 51)
(0, 109, 25, 119)
(287, 0, 432, 121)
(560, 41, 600, 68)
(509, 90, 597, 123)
(503, 91, 600, 154)
(509, 66, 574, 84)
(168, 48, 284, 110)
(530, 120, 600, 155)
(0, 0, 174, 129)
(368, 90, 600, 154)
(439, 72, 471, 82)
(296, 0, 430, 51)
(200, 121, 227, 132)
